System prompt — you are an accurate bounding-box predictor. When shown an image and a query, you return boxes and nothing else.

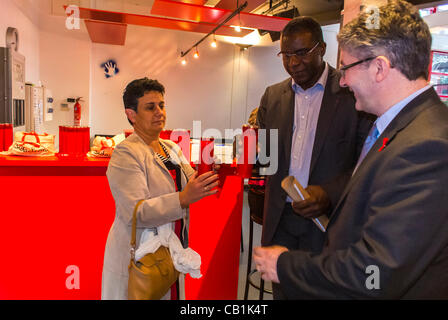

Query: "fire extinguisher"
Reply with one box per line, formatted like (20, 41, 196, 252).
(74, 97, 82, 126)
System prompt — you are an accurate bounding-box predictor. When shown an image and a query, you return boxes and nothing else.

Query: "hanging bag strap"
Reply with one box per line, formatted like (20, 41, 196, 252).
(130, 199, 146, 263)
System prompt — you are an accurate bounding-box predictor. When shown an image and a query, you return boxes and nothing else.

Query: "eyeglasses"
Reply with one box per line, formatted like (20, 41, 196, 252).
(277, 42, 320, 60)
(339, 57, 376, 77)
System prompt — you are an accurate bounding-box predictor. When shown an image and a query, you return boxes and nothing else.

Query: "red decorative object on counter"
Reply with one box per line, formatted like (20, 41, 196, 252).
(237, 125, 257, 178)
(172, 129, 191, 163)
(160, 129, 191, 163)
(197, 138, 214, 176)
(59, 126, 90, 157)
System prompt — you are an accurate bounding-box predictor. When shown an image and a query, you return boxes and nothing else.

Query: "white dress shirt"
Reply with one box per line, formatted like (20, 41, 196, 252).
(288, 63, 329, 202)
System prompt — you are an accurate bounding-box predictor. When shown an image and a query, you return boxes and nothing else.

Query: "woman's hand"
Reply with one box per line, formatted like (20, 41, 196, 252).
(179, 171, 219, 208)
(291, 185, 330, 219)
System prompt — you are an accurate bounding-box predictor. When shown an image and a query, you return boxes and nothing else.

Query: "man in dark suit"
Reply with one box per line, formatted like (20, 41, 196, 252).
(256, 16, 373, 299)
(254, 0, 448, 299)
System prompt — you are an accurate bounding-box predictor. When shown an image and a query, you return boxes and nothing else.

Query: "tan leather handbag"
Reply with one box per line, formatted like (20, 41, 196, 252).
(128, 200, 180, 300)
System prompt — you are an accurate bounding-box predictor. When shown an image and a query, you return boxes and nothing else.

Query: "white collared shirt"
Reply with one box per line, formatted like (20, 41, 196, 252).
(288, 63, 329, 201)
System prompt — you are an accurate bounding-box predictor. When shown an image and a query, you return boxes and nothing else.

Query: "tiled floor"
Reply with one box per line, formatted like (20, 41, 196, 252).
(236, 190, 273, 300)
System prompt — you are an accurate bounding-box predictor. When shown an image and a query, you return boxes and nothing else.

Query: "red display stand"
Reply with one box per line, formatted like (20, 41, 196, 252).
(186, 172, 244, 299)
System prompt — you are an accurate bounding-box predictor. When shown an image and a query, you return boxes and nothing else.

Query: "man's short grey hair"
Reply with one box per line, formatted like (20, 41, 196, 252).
(337, 0, 432, 81)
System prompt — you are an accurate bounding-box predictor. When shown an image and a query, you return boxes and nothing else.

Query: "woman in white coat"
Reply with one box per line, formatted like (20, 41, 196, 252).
(101, 78, 219, 300)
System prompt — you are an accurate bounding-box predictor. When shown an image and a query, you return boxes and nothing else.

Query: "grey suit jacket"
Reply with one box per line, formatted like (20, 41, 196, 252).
(257, 66, 373, 246)
(277, 88, 448, 299)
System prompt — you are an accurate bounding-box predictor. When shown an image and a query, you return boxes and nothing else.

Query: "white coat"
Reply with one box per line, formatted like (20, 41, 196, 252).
(101, 133, 195, 300)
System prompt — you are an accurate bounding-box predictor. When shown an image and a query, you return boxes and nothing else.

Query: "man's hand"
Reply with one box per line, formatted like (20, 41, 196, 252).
(253, 245, 288, 283)
(291, 185, 330, 219)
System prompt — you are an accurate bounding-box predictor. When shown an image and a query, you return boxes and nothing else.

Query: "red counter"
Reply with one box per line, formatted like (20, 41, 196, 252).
(187, 174, 244, 300)
(0, 155, 244, 300)
(0, 155, 114, 299)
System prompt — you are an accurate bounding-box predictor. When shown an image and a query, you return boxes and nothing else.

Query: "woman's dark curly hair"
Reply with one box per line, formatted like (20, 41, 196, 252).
(123, 78, 165, 125)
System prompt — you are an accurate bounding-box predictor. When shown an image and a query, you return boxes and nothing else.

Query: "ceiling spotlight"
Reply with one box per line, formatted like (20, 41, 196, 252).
(179, 2, 248, 66)
(181, 58, 187, 65)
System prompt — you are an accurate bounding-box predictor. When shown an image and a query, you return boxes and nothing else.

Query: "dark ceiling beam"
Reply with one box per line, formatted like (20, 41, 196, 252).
(214, 0, 266, 12)
(310, 10, 341, 26)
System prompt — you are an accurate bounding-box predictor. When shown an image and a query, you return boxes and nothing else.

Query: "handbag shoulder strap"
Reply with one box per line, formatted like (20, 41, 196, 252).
(130, 199, 145, 262)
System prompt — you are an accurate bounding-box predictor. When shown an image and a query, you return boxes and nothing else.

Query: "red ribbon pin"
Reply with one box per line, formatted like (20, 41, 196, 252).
(378, 138, 389, 152)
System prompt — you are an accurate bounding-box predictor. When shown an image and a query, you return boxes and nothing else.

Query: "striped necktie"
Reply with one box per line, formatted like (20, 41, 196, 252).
(353, 123, 379, 174)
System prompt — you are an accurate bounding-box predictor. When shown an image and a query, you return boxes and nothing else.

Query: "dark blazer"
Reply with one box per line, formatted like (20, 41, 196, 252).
(277, 88, 448, 299)
(257, 66, 373, 246)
